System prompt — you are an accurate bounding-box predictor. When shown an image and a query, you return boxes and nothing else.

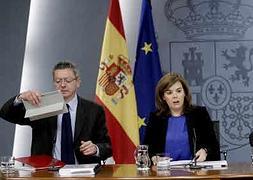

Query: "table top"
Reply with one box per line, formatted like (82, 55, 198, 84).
(2, 163, 253, 179)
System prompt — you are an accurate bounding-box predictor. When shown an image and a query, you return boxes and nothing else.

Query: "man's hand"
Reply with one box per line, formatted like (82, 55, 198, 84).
(79, 140, 97, 156)
(18, 90, 42, 106)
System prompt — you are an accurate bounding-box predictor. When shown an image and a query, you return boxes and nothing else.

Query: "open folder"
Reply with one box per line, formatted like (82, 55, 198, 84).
(15, 155, 65, 171)
(23, 91, 67, 121)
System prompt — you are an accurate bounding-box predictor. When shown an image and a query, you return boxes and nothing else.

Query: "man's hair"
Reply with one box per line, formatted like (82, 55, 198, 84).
(52, 61, 80, 78)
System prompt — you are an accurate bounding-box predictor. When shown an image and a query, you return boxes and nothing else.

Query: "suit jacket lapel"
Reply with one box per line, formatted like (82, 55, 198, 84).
(74, 97, 86, 143)
(47, 116, 58, 147)
(185, 109, 195, 154)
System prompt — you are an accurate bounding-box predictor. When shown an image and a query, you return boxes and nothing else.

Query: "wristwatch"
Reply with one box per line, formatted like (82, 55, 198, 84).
(17, 93, 23, 101)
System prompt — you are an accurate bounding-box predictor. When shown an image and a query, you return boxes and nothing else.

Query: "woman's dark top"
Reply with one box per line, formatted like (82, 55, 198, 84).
(144, 106, 220, 161)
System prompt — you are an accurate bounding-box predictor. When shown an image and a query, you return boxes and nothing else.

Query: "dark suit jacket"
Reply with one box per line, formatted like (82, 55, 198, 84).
(0, 95, 112, 164)
(144, 106, 220, 161)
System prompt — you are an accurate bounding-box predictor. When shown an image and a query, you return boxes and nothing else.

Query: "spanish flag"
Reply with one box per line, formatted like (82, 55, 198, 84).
(95, 0, 139, 163)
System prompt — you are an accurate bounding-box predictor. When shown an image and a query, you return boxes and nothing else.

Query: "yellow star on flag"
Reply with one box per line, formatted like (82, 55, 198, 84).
(141, 42, 152, 55)
(138, 116, 147, 129)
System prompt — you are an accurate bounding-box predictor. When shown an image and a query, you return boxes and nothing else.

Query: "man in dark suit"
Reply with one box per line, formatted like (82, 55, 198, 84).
(0, 61, 112, 164)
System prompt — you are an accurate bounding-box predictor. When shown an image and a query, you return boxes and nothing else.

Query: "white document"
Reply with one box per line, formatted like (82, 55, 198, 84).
(59, 163, 100, 176)
(170, 160, 228, 169)
(23, 91, 67, 121)
(197, 160, 228, 168)
(14, 160, 35, 172)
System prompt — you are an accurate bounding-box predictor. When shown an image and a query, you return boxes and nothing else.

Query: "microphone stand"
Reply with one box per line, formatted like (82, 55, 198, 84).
(189, 156, 202, 169)
(189, 128, 202, 170)
(48, 136, 60, 171)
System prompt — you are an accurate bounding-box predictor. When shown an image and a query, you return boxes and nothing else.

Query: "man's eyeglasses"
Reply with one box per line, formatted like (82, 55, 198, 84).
(54, 77, 77, 85)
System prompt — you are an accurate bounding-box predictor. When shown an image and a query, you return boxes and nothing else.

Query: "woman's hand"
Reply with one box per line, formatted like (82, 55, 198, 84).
(195, 148, 207, 162)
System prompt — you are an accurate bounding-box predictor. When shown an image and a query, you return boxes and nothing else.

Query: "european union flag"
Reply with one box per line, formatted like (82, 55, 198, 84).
(133, 0, 162, 143)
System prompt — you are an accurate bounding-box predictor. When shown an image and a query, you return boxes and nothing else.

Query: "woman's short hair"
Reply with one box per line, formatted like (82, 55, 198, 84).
(155, 72, 192, 115)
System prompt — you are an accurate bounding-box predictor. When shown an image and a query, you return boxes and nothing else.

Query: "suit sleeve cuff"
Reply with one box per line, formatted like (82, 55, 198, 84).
(14, 94, 23, 106)
(95, 145, 100, 157)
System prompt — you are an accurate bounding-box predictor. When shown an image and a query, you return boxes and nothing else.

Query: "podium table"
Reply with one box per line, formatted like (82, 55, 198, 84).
(2, 163, 253, 179)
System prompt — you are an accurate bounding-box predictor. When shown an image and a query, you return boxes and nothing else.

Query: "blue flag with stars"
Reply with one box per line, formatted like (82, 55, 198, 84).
(133, 0, 162, 143)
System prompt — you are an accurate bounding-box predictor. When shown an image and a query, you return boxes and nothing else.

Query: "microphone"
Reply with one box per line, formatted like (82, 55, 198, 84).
(249, 132, 253, 164)
(48, 135, 60, 171)
(189, 128, 202, 169)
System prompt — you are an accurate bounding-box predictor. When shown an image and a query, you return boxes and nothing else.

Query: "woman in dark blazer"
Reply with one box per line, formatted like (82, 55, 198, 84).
(144, 73, 220, 162)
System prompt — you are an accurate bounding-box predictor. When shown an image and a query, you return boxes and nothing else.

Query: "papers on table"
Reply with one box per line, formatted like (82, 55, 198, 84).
(59, 163, 101, 176)
(14, 160, 35, 172)
(197, 160, 228, 168)
(23, 91, 67, 121)
(170, 160, 228, 169)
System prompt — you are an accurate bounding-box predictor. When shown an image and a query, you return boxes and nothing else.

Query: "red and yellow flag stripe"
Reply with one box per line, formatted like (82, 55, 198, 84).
(95, 0, 139, 163)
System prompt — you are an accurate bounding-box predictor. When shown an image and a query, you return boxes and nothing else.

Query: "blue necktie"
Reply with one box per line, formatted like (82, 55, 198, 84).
(61, 104, 75, 164)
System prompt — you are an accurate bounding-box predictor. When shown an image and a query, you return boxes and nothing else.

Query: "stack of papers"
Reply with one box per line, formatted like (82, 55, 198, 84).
(14, 160, 35, 172)
(23, 91, 67, 121)
(170, 160, 228, 169)
(197, 160, 228, 168)
(59, 163, 101, 176)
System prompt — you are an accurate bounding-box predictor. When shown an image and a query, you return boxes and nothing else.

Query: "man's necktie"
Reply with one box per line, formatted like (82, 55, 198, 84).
(61, 104, 75, 164)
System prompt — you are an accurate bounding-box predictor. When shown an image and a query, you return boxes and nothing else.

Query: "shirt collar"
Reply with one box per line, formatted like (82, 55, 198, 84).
(66, 94, 78, 111)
